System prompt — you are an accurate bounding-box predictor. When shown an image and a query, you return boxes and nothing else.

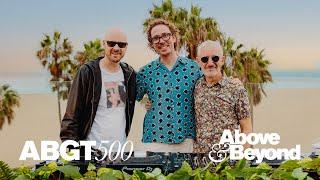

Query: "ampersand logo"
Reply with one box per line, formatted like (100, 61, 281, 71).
(208, 143, 230, 163)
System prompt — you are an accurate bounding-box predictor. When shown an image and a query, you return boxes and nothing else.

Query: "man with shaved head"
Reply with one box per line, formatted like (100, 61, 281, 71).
(60, 28, 136, 149)
(193, 40, 252, 153)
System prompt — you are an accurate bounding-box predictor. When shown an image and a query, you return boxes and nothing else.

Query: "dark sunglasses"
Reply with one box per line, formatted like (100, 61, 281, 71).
(104, 40, 128, 48)
(200, 56, 220, 63)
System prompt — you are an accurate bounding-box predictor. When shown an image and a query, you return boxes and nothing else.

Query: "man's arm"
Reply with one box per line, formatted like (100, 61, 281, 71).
(136, 69, 147, 101)
(236, 86, 252, 149)
(239, 117, 253, 149)
(60, 65, 88, 142)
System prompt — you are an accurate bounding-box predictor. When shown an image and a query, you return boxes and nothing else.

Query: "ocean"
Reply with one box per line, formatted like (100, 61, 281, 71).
(0, 71, 320, 94)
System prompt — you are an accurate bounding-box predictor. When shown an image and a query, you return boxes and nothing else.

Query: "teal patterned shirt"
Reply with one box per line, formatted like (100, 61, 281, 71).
(136, 56, 201, 144)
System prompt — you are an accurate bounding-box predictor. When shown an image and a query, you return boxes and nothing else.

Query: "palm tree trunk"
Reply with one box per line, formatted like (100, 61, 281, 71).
(250, 98, 254, 131)
(57, 84, 62, 124)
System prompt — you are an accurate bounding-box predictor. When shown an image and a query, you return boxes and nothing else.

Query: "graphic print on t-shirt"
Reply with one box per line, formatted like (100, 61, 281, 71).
(104, 81, 126, 108)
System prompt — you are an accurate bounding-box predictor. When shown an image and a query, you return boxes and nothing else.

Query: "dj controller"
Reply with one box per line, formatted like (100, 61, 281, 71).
(91, 152, 225, 174)
(36, 151, 230, 174)
(36, 150, 318, 175)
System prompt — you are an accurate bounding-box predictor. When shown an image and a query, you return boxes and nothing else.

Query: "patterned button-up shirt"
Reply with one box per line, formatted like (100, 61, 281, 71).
(136, 57, 201, 144)
(193, 76, 250, 153)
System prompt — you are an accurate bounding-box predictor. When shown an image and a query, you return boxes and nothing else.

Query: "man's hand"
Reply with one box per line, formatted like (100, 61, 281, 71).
(145, 100, 152, 110)
(231, 77, 243, 85)
(243, 143, 252, 150)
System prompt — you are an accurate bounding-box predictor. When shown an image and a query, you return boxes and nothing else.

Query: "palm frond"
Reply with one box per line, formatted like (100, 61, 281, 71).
(0, 84, 20, 129)
(0, 160, 16, 180)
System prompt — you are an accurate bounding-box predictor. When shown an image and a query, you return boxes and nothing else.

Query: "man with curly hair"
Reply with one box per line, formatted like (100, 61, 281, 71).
(136, 19, 201, 152)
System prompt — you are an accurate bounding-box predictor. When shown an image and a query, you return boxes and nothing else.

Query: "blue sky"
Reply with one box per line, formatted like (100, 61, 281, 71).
(0, 0, 320, 74)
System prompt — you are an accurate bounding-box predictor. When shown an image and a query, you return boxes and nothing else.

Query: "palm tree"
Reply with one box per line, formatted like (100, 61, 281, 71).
(36, 31, 74, 122)
(183, 6, 224, 59)
(222, 37, 272, 121)
(242, 48, 273, 105)
(223, 38, 273, 105)
(0, 84, 20, 130)
(143, 0, 272, 107)
(74, 39, 104, 76)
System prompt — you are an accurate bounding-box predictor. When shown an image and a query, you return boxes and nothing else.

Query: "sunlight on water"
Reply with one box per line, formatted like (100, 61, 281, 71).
(1, 71, 320, 93)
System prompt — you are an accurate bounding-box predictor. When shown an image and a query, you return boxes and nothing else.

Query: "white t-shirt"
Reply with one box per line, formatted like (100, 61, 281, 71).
(86, 65, 127, 150)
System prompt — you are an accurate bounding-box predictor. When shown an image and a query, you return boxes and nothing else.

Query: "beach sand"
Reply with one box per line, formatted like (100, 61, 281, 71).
(0, 88, 319, 167)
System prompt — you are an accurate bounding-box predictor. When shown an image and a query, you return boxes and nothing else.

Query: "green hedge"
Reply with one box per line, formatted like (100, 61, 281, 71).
(1, 157, 320, 180)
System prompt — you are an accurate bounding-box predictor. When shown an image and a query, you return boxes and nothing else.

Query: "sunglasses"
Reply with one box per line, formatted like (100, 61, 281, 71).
(200, 56, 220, 63)
(104, 40, 128, 48)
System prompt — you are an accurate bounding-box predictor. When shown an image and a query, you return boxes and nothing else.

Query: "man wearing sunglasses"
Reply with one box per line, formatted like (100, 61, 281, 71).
(193, 40, 252, 153)
(60, 28, 136, 150)
(136, 19, 202, 152)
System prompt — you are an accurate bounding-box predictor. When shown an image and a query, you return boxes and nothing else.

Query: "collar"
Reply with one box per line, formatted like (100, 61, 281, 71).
(152, 56, 187, 70)
(201, 74, 228, 88)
